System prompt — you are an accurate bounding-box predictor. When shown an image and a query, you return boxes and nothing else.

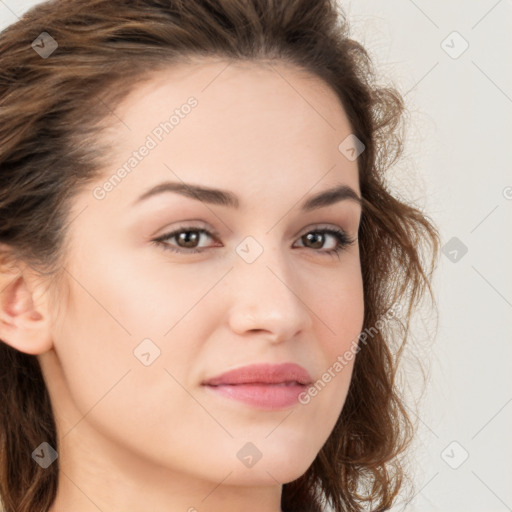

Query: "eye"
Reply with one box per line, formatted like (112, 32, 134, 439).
(294, 227, 356, 258)
(152, 226, 217, 254)
(151, 224, 356, 258)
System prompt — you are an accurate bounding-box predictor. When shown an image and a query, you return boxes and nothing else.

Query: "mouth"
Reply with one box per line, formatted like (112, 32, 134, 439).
(201, 363, 313, 410)
(202, 382, 310, 410)
(207, 381, 305, 386)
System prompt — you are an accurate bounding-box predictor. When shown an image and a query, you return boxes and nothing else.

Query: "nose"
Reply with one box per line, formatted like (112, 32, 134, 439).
(226, 244, 313, 344)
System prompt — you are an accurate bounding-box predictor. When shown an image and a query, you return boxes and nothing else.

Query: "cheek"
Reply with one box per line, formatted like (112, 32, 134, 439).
(49, 248, 208, 421)
(49, 282, 135, 416)
(315, 258, 365, 356)
(299, 260, 364, 418)
(48, 272, 200, 462)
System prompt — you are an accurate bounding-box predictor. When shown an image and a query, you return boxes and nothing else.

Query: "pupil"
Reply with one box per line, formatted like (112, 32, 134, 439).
(179, 231, 199, 248)
(305, 232, 323, 249)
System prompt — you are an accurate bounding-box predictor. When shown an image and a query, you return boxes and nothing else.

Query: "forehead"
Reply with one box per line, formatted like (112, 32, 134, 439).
(92, 59, 359, 207)
(113, 58, 349, 126)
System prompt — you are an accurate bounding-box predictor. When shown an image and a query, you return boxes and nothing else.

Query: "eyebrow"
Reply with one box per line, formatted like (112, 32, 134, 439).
(133, 181, 362, 211)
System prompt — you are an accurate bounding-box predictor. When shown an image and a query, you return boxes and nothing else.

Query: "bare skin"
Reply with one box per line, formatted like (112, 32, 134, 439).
(0, 59, 364, 512)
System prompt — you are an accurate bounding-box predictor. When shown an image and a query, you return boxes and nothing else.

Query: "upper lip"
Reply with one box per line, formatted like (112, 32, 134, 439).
(202, 363, 313, 386)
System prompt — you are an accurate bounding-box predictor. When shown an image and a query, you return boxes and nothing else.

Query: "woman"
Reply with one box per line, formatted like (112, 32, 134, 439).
(0, 1, 439, 511)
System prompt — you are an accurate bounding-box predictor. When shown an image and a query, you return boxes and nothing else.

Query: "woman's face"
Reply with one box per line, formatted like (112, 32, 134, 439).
(39, 59, 364, 499)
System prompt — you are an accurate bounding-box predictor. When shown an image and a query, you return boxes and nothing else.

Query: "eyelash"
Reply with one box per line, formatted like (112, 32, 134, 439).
(151, 224, 356, 259)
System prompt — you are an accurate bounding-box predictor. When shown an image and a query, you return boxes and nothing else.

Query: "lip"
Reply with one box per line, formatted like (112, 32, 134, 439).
(201, 363, 313, 410)
(202, 363, 313, 386)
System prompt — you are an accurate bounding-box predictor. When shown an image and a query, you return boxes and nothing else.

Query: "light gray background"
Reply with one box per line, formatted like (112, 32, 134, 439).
(1, 1, 511, 511)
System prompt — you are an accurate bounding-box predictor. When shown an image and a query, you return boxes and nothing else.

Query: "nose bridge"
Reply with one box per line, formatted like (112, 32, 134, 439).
(227, 232, 313, 339)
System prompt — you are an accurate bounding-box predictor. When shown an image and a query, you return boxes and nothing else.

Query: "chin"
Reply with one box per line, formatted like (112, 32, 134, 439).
(226, 442, 318, 486)
(228, 461, 312, 487)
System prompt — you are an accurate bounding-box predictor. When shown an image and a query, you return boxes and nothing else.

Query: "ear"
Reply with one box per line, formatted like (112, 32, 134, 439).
(0, 258, 53, 355)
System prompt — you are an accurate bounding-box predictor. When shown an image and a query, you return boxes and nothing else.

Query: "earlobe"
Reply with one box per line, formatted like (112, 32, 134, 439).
(0, 262, 53, 355)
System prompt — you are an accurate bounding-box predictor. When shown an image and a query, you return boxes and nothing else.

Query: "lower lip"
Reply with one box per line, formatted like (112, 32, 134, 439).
(203, 383, 307, 410)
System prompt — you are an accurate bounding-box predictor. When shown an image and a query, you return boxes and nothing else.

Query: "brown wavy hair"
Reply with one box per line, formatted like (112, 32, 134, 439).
(0, 0, 440, 511)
